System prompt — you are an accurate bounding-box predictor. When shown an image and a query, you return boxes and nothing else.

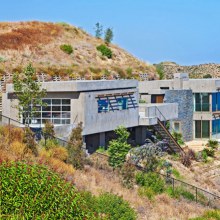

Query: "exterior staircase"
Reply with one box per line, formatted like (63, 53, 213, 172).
(153, 118, 185, 154)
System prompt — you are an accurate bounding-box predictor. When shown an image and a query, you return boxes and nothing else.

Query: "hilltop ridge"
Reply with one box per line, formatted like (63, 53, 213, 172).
(0, 21, 157, 80)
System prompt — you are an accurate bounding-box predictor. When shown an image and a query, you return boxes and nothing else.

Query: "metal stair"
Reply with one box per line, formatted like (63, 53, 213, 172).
(153, 118, 185, 154)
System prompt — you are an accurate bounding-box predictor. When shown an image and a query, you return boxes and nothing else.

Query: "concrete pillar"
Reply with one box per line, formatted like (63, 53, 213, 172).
(99, 132, 106, 147)
(135, 126, 146, 145)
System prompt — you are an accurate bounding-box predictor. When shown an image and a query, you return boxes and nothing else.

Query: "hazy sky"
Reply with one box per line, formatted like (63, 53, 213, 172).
(1, 0, 220, 65)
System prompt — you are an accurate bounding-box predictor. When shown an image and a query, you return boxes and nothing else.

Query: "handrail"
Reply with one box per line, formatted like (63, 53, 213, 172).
(154, 106, 184, 154)
(157, 119, 185, 154)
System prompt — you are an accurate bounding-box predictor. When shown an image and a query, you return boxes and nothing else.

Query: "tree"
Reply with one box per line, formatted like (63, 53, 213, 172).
(104, 28, 113, 44)
(67, 122, 86, 169)
(108, 126, 131, 168)
(42, 120, 55, 148)
(94, 22, 103, 38)
(12, 64, 46, 125)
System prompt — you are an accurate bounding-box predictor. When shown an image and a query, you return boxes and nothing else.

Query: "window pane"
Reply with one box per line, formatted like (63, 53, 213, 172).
(62, 106, 70, 111)
(195, 120, 201, 138)
(43, 99, 51, 105)
(62, 119, 71, 124)
(52, 112, 61, 118)
(117, 98, 128, 110)
(42, 106, 51, 111)
(61, 112, 70, 118)
(202, 93, 209, 111)
(53, 119, 61, 124)
(42, 112, 51, 118)
(202, 121, 210, 138)
(98, 99, 109, 113)
(62, 99, 70, 105)
(42, 119, 52, 124)
(31, 118, 41, 124)
(195, 94, 201, 111)
(52, 106, 61, 111)
(52, 99, 61, 105)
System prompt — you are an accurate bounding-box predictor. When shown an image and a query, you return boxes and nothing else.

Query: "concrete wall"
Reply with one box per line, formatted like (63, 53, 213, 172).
(165, 90, 194, 141)
(83, 88, 139, 135)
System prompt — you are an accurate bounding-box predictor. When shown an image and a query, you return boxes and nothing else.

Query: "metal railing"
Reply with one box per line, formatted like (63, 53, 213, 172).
(136, 165, 220, 209)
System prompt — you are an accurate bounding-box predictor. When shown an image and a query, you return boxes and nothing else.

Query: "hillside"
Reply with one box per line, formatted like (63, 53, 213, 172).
(0, 21, 157, 80)
(156, 62, 220, 79)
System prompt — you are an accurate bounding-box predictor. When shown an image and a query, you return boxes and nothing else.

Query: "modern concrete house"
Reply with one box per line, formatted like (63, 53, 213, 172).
(139, 73, 220, 141)
(2, 79, 179, 153)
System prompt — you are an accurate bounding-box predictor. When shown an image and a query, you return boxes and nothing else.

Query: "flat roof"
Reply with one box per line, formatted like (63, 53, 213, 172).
(6, 80, 138, 93)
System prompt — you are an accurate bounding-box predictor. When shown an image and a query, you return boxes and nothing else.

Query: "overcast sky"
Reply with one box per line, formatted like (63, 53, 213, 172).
(1, 0, 220, 65)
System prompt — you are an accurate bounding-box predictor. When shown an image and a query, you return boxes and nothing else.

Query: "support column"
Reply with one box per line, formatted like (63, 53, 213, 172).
(135, 126, 146, 145)
(99, 132, 106, 147)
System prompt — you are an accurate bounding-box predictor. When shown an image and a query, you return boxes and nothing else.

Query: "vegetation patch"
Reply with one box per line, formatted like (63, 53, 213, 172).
(60, 44, 73, 54)
(0, 161, 95, 219)
(96, 44, 112, 59)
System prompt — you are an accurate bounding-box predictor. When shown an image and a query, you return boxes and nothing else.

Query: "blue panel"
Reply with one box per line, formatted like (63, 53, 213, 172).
(217, 93, 220, 111)
(212, 93, 217, 112)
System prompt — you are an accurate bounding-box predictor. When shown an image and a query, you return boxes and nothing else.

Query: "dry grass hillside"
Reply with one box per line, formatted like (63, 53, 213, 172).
(156, 61, 220, 79)
(0, 21, 157, 80)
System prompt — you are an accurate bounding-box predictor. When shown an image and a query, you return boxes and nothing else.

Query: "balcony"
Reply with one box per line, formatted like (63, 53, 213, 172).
(139, 103, 178, 126)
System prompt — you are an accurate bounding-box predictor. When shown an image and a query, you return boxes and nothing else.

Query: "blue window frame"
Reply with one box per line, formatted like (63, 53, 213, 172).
(98, 99, 109, 113)
(117, 98, 128, 110)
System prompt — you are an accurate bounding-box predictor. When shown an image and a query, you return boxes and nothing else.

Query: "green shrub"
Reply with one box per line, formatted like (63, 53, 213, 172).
(172, 168, 181, 179)
(208, 139, 218, 149)
(189, 210, 220, 220)
(203, 74, 212, 79)
(0, 161, 95, 219)
(135, 172, 165, 194)
(96, 44, 112, 58)
(172, 131, 184, 145)
(202, 150, 208, 162)
(203, 148, 215, 157)
(60, 44, 73, 54)
(166, 186, 195, 201)
(95, 192, 137, 220)
(138, 186, 155, 200)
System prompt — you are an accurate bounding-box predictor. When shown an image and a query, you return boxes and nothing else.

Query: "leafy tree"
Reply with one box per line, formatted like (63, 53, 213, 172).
(104, 28, 113, 44)
(67, 122, 86, 169)
(156, 64, 165, 80)
(12, 64, 46, 126)
(108, 126, 131, 168)
(94, 22, 103, 38)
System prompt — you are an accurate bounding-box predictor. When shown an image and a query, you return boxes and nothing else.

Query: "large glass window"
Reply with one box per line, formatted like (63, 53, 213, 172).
(28, 99, 71, 125)
(212, 92, 220, 112)
(117, 98, 128, 110)
(195, 120, 210, 138)
(98, 99, 109, 113)
(194, 93, 210, 112)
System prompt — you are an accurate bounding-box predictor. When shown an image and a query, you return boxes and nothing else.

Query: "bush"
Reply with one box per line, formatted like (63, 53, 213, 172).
(207, 139, 218, 149)
(96, 44, 112, 58)
(95, 192, 137, 220)
(203, 74, 212, 79)
(135, 172, 165, 194)
(172, 131, 184, 145)
(120, 162, 136, 188)
(138, 186, 155, 200)
(50, 147, 68, 161)
(189, 210, 220, 220)
(60, 44, 73, 54)
(166, 186, 195, 201)
(0, 161, 95, 219)
(203, 148, 215, 157)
